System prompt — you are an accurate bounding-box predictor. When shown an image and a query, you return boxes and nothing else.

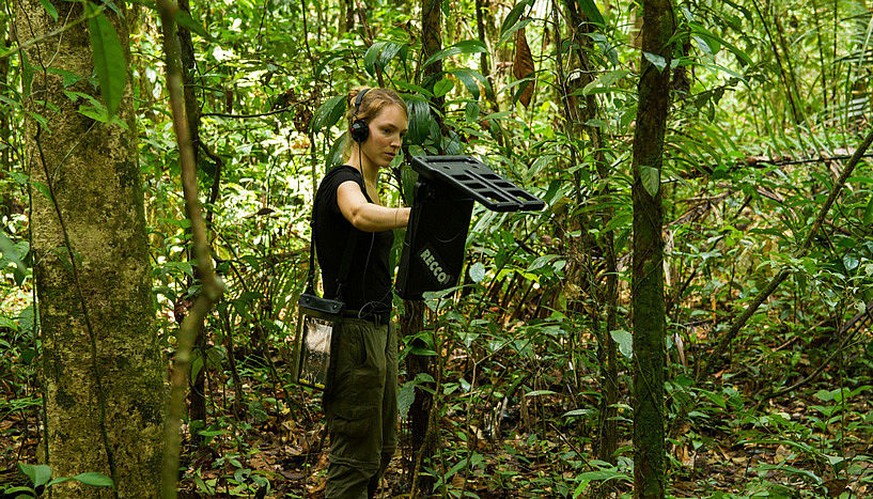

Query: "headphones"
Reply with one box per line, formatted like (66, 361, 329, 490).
(350, 88, 370, 143)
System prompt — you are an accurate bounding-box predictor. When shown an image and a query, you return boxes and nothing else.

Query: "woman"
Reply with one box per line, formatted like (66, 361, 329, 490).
(313, 87, 410, 498)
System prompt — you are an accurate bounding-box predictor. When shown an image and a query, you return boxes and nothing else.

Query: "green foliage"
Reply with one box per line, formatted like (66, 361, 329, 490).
(1, 463, 114, 497)
(2, 0, 872, 495)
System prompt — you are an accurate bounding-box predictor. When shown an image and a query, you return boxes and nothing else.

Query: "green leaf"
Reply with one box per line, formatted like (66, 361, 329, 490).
(581, 70, 629, 96)
(610, 329, 633, 358)
(21, 51, 34, 99)
(310, 95, 346, 134)
(19, 463, 52, 487)
(39, 0, 58, 21)
(433, 78, 454, 98)
(525, 389, 559, 397)
(501, 0, 534, 38)
(448, 68, 489, 100)
(405, 94, 435, 144)
(86, 7, 127, 118)
(689, 22, 752, 67)
(364, 42, 386, 77)
(398, 379, 415, 419)
(640, 165, 660, 197)
(176, 9, 210, 40)
(72, 472, 114, 487)
(578, 0, 605, 27)
(364, 41, 406, 77)
(423, 40, 488, 68)
(864, 194, 873, 225)
(643, 52, 667, 72)
(469, 262, 486, 283)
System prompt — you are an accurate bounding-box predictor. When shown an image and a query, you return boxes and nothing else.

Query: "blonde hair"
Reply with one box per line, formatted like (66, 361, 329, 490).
(343, 87, 407, 157)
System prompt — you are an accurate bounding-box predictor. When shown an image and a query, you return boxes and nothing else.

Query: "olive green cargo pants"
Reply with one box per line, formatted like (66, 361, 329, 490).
(323, 318, 397, 499)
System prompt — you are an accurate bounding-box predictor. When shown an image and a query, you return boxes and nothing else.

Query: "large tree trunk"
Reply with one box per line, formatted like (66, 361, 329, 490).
(631, 0, 674, 497)
(15, 2, 165, 496)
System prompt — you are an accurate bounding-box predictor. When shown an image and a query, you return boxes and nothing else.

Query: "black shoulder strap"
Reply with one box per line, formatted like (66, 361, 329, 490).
(306, 166, 362, 300)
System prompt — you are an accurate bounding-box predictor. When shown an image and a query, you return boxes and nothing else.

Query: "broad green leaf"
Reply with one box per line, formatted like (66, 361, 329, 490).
(364, 41, 407, 77)
(690, 22, 752, 67)
(640, 165, 660, 197)
(578, 0, 605, 27)
(469, 262, 486, 283)
(498, 18, 532, 46)
(448, 68, 489, 99)
(501, 0, 534, 37)
(310, 95, 346, 134)
(405, 94, 434, 144)
(71, 472, 114, 487)
(176, 9, 210, 40)
(433, 78, 454, 97)
(643, 52, 667, 72)
(19, 463, 52, 487)
(86, 7, 127, 117)
(39, 0, 58, 21)
(397, 379, 415, 419)
(581, 70, 629, 96)
(610, 329, 633, 358)
(364, 42, 387, 76)
(423, 40, 488, 68)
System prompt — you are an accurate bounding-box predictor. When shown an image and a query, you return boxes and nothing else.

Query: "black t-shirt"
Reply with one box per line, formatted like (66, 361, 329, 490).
(313, 165, 394, 313)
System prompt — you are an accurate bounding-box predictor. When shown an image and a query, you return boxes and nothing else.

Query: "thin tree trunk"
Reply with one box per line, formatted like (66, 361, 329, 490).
(157, 0, 225, 496)
(561, 0, 620, 466)
(15, 2, 165, 496)
(175, 0, 209, 445)
(403, 0, 444, 492)
(631, 0, 674, 497)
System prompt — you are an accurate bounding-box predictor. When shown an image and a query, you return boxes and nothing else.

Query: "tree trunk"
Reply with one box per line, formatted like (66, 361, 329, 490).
(401, 301, 435, 493)
(176, 0, 208, 445)
(631, 0, 674, 497)
(15, 2, 165, 496)
(560, 0, 620, 467)
(403, 0, 444, 492)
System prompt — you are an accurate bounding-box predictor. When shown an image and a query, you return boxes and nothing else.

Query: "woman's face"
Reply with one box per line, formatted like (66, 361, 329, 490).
(361, 103, 408, 169)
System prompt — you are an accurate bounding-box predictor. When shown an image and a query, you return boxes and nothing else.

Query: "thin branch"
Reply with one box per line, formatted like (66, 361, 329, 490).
(759, 300, 873, 401)
(200, 106, 293, 119)
(157, 0, 225, 496)
(704, 126, 873, 377)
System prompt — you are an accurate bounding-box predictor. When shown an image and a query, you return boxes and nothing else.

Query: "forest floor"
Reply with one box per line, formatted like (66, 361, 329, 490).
(2, 360, 871, 498)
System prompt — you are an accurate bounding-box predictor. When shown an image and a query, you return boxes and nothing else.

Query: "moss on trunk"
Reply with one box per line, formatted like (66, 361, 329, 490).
(16, 2, 166, 497)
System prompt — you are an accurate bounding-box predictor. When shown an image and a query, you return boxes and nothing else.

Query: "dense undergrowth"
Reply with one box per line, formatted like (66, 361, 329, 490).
(3, 0, 873, 496)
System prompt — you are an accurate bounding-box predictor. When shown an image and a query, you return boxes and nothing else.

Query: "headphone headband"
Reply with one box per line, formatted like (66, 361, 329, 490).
(351, 88, 371, 143)
(354, 88, 370, 117)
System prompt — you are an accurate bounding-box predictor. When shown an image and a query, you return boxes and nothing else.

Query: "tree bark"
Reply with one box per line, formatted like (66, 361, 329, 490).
(631, 0, 674, 497)
(403, 0, 444, 492)
(15, 1, 165, 496)
(560, 0, 620, 466)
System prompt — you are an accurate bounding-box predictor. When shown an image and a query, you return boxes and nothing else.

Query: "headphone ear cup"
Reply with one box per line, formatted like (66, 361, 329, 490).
(351, 119, 369, 143)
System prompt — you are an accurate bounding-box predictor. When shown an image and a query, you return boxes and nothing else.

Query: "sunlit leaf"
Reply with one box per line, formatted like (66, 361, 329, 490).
(176, 9, 211, 40)
(19, 463, 52, 487)
(310, 95, 346, 134)
(423, 40, 488, 68)
(643, 52, 667, 72)
(86, 6, 127, 118)
(640, 165, 660, 197)
(578, 0, 605, 27)
(468, 262, 486, 283)
(610, 329, 633, 358)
